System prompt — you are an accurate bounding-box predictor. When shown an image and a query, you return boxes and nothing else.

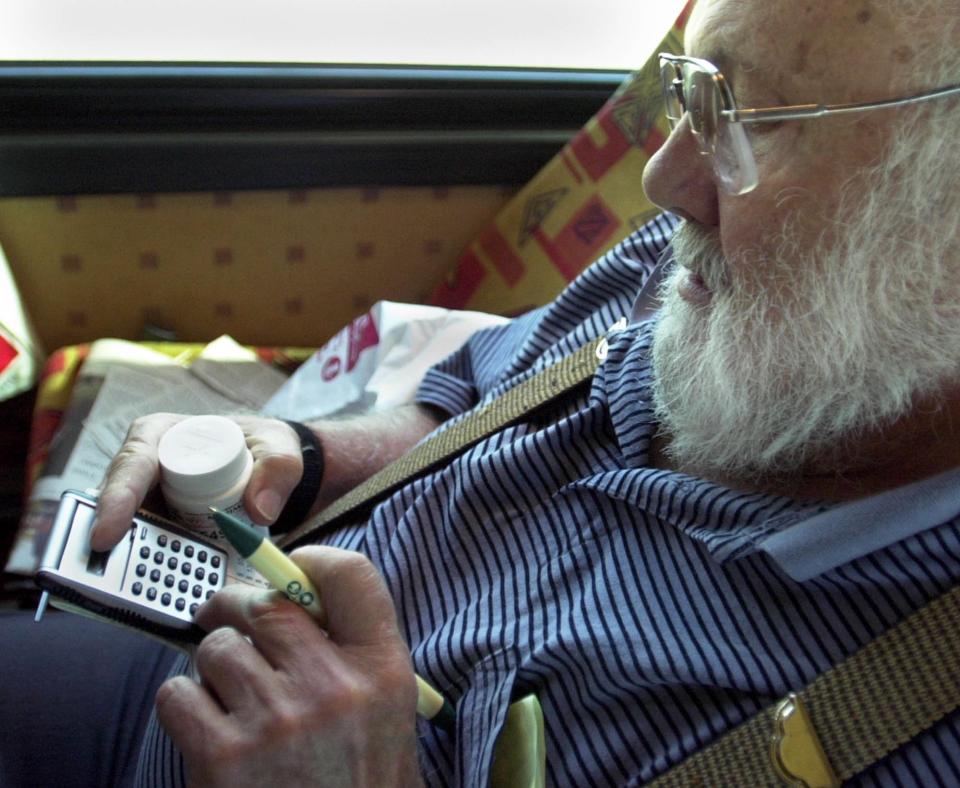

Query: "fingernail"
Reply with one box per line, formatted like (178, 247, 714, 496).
(255, 489, 283, 522)
(89, 520, 108, 552)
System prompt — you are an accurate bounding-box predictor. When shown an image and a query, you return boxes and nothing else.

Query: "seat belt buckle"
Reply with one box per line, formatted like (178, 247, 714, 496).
(770, 693, 840, 788)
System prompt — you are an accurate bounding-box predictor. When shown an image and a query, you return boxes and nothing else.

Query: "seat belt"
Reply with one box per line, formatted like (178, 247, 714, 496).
(649, 582, 960, 787)
(277, 336, 605, 551)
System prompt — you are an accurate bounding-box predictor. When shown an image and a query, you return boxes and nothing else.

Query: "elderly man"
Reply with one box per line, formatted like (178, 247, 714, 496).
(4, 0, 960, 785)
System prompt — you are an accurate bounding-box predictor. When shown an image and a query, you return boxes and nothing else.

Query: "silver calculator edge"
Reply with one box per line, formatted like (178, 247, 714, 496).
(35, 489, 225, 641)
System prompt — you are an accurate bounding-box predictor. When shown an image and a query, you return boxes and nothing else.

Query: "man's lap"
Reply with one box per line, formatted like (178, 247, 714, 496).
(0, 608, 179, 788)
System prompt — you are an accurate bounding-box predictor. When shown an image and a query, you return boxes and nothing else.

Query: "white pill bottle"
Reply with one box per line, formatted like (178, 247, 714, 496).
(158, 415, 269, 587)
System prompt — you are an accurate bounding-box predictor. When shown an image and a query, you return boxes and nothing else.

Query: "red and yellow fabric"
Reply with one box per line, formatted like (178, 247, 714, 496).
(429, 2, 690, 315)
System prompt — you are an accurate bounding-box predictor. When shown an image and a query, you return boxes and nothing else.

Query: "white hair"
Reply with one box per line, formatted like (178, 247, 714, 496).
(650, 80, 960, 480)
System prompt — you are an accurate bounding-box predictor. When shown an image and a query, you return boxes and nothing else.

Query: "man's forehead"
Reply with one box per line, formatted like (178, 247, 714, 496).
(685, 0, 746, 58)
(685, 0, 905, 96)
(684, 0, 801, 82)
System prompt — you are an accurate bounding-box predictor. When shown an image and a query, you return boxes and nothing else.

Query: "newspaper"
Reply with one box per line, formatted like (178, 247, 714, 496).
(6, 335, 288, 578)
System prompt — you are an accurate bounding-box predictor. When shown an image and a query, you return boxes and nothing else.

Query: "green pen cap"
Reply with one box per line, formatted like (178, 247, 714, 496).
(209, 507, 262, 559)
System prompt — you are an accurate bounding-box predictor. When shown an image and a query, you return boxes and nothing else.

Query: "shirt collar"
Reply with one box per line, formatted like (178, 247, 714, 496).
(628, 258, 673, 326)
(758, 465, 960, 581)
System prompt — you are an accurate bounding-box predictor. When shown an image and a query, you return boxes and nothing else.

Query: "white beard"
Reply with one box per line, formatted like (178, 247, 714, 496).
(651, 122, 960, 481)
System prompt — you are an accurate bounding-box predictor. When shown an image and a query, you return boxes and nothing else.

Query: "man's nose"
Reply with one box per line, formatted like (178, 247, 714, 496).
(642, 114, 720, 227)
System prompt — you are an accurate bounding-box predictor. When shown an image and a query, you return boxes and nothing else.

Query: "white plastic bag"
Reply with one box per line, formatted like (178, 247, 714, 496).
(263, 301, 507, 421)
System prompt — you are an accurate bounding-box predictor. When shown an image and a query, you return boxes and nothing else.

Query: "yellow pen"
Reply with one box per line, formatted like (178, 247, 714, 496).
(209, 507, 456, 732)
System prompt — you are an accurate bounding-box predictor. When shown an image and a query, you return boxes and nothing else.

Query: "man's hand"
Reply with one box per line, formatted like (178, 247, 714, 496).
(90, 413, 303, 551)
(155, 547, 423, 788)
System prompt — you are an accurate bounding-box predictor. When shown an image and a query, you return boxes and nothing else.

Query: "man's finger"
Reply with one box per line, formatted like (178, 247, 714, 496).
(154, 674, 231, 766)
(235, 417, 303, 525)
(195, 584, 331, 672)
(90, 413, 185, 551)
(193, 625, 281, 717)
(287, 546, 405, 649)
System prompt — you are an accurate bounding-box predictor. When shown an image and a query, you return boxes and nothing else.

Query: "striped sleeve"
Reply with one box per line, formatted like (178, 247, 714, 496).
(415, 366, 479, 418)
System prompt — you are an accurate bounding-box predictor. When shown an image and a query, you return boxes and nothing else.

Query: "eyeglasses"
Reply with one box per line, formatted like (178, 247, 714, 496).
(659, 52, 960, 196)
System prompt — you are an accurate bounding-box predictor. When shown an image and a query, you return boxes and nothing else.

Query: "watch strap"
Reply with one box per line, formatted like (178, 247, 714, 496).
(272, 420, 324, 533)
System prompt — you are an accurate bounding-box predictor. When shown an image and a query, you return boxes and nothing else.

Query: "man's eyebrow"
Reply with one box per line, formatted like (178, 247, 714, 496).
(696, 44, 737, 75)
(684, 27, 729, 66)
(692, 41, 768, 92)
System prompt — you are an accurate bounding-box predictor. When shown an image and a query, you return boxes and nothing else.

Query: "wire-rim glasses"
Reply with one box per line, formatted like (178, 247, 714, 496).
(658, 51, 960, 195)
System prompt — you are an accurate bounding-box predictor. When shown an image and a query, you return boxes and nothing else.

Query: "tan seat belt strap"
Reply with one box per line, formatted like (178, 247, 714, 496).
(650, 582, 960, 787)
(277, 337, 604, 550)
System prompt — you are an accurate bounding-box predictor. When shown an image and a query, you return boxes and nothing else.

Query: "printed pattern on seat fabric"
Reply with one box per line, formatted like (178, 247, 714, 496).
(429, 3, 690, 315)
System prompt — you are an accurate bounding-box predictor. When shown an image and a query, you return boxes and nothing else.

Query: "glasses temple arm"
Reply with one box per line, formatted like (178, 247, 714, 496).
(724, 83, 960, 123)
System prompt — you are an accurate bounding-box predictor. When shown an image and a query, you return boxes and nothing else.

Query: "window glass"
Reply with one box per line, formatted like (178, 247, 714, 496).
(2, 0, 685, 70)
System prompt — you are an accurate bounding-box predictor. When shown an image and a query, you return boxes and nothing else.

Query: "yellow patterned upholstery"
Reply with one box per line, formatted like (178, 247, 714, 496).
(0, 186, 513, 352)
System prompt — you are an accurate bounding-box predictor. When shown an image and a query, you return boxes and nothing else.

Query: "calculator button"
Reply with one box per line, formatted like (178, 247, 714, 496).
(206, 590, 216, 600)
(140, 546, 150, 559)
(161, 592, 172, 606)
(175, 598, 186, 611)
(167, 556, 178, 570)
(190, 603, 199, 616)
(195, 567, 205, 581)
(184, 545, 194, 558)
(135, 563, 147, 577)
(171, 540, 181, 553)
(131, 582, 143, 595)
(198, 550, 208, 564)
(181, 562, 192, 575)
(179, 579, 189, 593)
(209, 572, 219, 585)
(153, 552, 164, 565)
(150, 569, 161, 583)
(192, 584, 203, 598)
(157, 534, 168, 547)
(211, 555, 221, 569)
(146, 587, 157, 601)
(164, 574, 175, 588)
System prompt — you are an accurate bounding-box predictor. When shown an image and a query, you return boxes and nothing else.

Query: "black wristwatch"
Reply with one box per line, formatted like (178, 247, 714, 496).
(272, 420, 324, 533)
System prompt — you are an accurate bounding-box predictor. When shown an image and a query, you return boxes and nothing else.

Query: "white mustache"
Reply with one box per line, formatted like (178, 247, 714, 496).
(668, 222, 730, 292)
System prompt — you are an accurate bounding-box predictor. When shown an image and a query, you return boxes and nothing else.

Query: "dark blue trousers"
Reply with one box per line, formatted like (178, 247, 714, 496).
(0, 609, 178, 788)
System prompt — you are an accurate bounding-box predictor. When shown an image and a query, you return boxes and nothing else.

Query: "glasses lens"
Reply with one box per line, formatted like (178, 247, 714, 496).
(660, 62, 684, 129)
(657, 55, 760, 195)
(714, 121, 759, 195)
(684, 68, 720, 153)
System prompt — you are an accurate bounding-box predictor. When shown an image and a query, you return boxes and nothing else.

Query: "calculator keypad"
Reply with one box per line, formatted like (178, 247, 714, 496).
(127, 522, 227, 626)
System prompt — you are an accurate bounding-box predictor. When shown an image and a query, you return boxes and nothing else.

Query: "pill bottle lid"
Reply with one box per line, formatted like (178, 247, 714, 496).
(158, 415, 252, 499)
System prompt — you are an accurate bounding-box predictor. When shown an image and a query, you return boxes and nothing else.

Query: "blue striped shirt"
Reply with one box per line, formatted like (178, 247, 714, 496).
(139, 214, 960, 786)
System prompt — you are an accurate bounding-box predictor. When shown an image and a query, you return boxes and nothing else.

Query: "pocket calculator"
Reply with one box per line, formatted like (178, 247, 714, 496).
(35, 489, 228, 642)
